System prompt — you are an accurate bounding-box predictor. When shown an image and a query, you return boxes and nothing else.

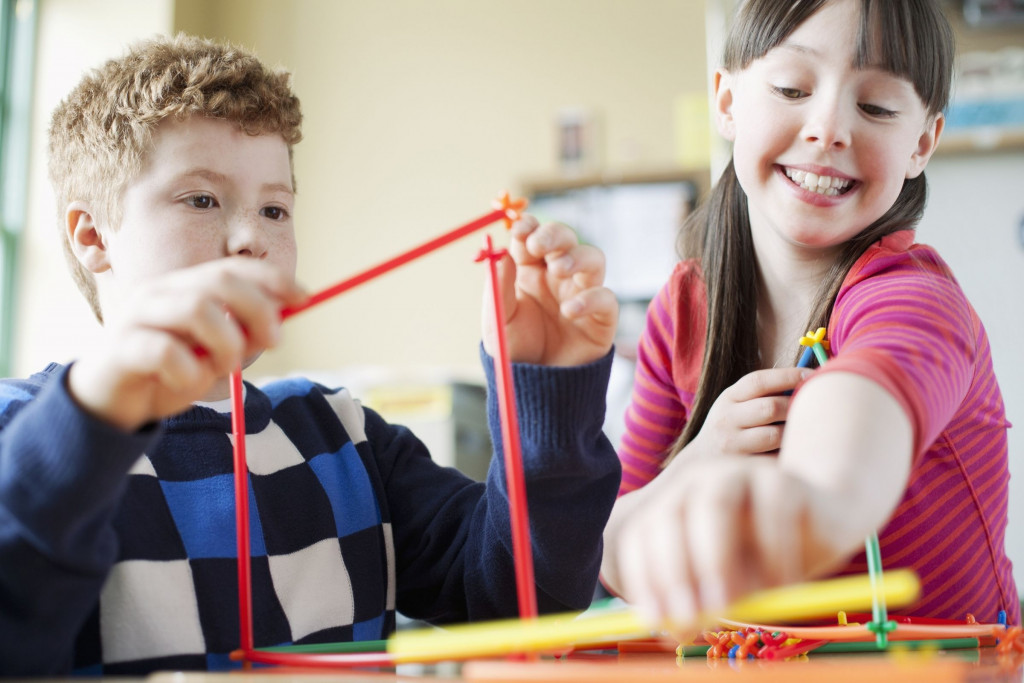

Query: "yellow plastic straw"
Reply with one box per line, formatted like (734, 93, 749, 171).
(387, 569, 920, 663)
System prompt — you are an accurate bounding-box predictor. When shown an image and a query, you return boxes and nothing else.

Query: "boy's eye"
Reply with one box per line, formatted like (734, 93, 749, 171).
(262, 206, 289, 221)
(185, 194, 217, 209)
(771, 85, 805, 99)
(859, 103, 897, 118)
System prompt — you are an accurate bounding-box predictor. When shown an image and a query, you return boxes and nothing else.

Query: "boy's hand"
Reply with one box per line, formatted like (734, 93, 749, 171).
(482, 215, 617, 366)
(67, 258, 306, 432)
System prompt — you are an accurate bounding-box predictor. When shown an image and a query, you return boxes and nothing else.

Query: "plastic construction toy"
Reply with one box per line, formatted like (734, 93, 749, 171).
(221, 241, 935, 668)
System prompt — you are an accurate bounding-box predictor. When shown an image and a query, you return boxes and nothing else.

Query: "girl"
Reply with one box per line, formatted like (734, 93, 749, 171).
(601, 0, 1017, 628)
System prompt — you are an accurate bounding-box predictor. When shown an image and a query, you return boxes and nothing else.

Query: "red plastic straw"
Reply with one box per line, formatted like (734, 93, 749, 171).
(232, 203, 517, 663)
(236, 650, 395, 668)
(478, 234, 538, 622)
(230, 367, 254, 655)
(281, 208, 506, 319)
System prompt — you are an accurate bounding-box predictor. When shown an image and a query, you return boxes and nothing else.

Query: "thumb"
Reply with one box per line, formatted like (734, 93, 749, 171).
(481, 251, 517, 354)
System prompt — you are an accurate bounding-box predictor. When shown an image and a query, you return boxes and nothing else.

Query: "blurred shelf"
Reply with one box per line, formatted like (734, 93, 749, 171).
(520, 167, 712, 204)
(937, 128, 1024, 155)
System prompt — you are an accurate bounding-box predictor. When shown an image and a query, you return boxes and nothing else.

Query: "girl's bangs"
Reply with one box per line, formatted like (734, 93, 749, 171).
(856, 0, 952, 114)
(726, 0, 952, 114)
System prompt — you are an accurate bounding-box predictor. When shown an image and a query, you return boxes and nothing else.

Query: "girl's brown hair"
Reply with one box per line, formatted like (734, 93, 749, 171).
(667, 0, 954, 461)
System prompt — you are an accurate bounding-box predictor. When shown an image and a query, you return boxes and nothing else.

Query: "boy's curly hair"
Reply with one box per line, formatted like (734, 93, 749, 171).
(47, 33, 303, 322)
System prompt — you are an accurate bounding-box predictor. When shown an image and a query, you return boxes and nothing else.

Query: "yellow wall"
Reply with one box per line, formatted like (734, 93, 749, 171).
(172, 0, 708, 380)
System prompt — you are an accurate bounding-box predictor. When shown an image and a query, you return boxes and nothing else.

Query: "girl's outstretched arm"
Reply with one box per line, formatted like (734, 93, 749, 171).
(602, 371, 912, 627)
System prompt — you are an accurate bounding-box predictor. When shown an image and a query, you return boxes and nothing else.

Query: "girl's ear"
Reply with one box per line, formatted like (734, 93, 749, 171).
(66, 201, 111, 273)
(714, 68, 737, 141)
(906, 113, 945, 179)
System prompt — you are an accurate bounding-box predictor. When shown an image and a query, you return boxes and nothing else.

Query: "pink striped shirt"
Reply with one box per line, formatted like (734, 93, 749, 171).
(619, 231, 1018, 623)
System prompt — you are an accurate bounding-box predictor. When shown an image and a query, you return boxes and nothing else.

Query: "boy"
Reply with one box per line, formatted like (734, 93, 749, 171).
(0, 34, 621, 674)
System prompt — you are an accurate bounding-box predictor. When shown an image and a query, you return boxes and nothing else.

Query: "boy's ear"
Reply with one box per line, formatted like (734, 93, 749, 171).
(906, 113, 945, 179)
(66, 202, 111, 273)
(713, 69, 737, 141)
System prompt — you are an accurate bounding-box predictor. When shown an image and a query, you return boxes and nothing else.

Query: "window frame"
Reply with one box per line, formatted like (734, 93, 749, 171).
(0, 0, 37, 376)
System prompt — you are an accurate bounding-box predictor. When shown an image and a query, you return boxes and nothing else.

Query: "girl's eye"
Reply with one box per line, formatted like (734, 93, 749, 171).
(185, 194, 217, 209)
(262, 206, 289, 221)
(860, 103, 897, 118)
(771, 85, 805, 99)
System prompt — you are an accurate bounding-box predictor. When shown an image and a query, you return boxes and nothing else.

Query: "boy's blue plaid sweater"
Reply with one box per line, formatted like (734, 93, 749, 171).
(0, 348, 619, 675)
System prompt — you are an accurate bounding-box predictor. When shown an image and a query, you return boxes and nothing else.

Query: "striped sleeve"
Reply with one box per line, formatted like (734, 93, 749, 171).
(819, 236, 980, 460)
(618, 268, 692, 494)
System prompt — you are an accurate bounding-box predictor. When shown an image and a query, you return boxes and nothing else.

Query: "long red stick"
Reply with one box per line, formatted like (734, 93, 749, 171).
(479, 234, 538, 622)
(230, 367, 254, 656)
(281, 208, 505, 319)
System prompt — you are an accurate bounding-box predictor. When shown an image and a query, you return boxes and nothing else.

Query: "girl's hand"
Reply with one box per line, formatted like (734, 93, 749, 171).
(608, 454, 827, 628)
(67, 258, 306, 431)
(686, 367, 811, 459)
(482, 214, 617, 366)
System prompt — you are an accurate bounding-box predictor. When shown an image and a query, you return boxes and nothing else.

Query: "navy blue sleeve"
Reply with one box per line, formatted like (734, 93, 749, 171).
(369, 346, 620, 623)
(0, 365, 157, 675)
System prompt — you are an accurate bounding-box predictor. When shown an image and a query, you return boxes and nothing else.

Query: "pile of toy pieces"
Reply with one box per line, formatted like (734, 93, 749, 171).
(674, 610, 1024, 661)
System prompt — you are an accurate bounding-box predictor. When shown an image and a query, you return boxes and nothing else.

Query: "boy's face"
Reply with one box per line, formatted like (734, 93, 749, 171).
(98, 116, 297, 313)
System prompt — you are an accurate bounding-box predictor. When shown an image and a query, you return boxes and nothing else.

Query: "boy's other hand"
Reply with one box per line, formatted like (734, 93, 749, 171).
(482, 214, 617, 366)
(67, 258, 306, 431)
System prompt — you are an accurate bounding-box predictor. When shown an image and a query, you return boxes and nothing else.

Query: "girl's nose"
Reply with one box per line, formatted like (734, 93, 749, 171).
(227, 216, 269, 259)
(803, 98, 852, 151)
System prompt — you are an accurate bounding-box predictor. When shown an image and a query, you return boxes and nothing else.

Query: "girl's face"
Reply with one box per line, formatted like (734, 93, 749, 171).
(714, 0, 943, 257)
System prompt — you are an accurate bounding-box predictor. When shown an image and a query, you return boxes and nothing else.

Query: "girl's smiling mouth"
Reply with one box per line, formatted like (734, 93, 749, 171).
(781, 165, 855, 196)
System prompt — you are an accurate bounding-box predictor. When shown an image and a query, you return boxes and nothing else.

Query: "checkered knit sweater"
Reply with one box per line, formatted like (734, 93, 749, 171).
(0, 349, 619, 675)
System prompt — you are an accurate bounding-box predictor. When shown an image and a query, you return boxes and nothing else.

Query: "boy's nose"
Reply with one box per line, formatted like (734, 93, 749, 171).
(227, 216, 269, 259)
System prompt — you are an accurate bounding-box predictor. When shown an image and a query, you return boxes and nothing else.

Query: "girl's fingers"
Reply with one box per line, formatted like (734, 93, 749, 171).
(686, 471, 745, 615)
(734, 395, 791, 429)
(649, 505, 699, 627)
(729, 368, 812, 402)
(749, 467, 805, 587)
(736, 424, 785, 454)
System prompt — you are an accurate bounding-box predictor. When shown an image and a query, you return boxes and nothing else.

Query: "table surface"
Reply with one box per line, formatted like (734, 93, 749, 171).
(123, 648, 1024, 683)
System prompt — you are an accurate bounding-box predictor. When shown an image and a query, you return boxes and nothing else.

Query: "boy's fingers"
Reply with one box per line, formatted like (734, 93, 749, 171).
(560, 286, 618, 325)
(512, 221, 578, 265)
(548, 243, 606, 288)
(481, 252, 518, 356)
(508, 213, 540, 240)
(125, 288, 248, 374)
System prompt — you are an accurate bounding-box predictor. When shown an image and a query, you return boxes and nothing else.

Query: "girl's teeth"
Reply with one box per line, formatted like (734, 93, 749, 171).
(785, 167, 851, 196)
